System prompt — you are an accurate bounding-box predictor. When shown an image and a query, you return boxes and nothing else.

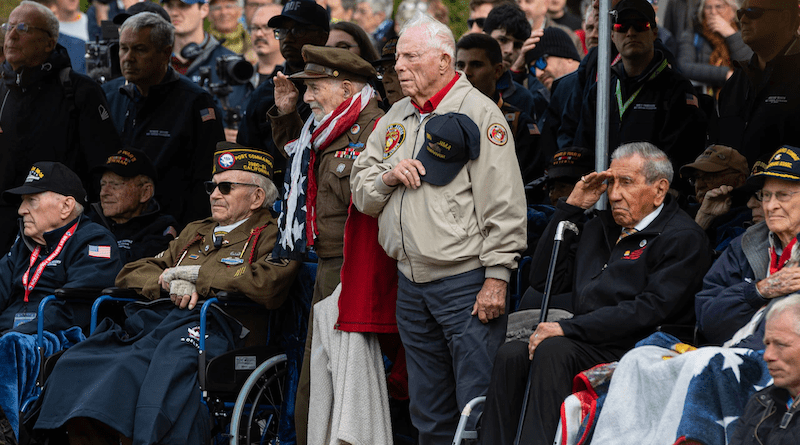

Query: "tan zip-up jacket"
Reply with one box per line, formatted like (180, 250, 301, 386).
(351, 74, 527, 284)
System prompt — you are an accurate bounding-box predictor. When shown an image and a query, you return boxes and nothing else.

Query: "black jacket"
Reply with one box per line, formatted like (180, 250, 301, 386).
(576, 51, 708, 178)
(0, 45, 121, 253)
(531, 195, 712, 349)
(0, 214, 122, 334)
(731, 386, 800, 445)
(89, 200, 178, 264)
(237, 63, 311, 187)
(102, 67, 225, 227)
(714, 37, 800, 164)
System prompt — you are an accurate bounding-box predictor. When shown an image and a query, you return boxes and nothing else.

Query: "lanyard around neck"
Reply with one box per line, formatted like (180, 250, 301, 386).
(615, 59, 669, 120)
(22, 220, 79, 303)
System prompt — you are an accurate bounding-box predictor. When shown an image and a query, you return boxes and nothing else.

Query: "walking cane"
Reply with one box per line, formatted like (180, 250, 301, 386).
(513, 220, 579, 445)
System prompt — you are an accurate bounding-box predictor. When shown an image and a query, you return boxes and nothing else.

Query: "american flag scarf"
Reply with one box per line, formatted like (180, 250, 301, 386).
(274, 84, 375, 260)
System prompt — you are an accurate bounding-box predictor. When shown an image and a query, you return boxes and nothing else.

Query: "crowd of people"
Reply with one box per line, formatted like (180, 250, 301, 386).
(2, 0, 800, 443)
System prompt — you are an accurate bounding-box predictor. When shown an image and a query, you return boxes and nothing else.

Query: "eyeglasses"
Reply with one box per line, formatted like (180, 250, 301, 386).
(204, 181, 258, 195)
(249, 25, 272, 34)
(467, 18, 485, 29)
(100, 179, 142, 191)
(754, 190, 800, 203)
(1, 22, 52, 37)
(375, 64, 396, 77)
(687, 169, 741, 187)
(612, 20, 651, 33)
(274, 27, 323, 40)
(737, 7, 783, 20)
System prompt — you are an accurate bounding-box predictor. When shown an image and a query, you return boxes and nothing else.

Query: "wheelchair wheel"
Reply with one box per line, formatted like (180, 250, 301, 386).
(230, 353, 287, 445)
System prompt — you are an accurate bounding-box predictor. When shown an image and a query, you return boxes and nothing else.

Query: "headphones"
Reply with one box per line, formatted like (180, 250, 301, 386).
(180, 43, 203, 60)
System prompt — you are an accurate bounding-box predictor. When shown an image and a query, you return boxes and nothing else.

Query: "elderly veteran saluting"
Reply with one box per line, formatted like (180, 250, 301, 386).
(351, 13, 527, 443)
(480, 142, 713, 445)
(267, 44, 384, 440)
(34, 143, 300, 445)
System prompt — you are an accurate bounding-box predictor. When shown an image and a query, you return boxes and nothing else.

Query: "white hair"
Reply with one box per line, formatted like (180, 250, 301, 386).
(611, 142, 674, 185)
(766, 294, 800, 336)
(399, 12, 455, 64)
(696, 0, 739, 24)
(249, 172, 279, 208)
(19, 1, 59, 40)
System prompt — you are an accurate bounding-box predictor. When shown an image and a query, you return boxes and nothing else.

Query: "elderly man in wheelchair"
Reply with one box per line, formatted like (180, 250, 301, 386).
(0, 162, 122, 439)
(33, 143, 301, 445)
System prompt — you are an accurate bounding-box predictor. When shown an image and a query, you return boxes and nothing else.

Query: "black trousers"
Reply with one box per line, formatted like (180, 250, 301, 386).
(480, 337, 626, 445)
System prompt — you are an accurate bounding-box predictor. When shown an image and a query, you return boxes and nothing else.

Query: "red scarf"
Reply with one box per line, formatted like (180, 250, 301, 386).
(769, 237, 797, 275)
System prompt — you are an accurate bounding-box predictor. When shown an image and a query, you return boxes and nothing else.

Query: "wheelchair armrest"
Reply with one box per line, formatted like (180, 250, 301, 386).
(657, 324, 698, 345)
(212, 289, 252, 303)
(54, 287, 104, 300)
(101, 287, 143, 298)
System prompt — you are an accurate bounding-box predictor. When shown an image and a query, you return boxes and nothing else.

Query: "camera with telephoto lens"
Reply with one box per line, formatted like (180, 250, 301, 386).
(198, 55, 254, 129)
(85, 21, 121, 84)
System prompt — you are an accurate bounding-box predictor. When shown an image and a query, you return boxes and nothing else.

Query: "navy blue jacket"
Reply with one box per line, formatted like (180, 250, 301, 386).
(89, 200, 178, 264)
(695, 223, 771, 348)
(0, 214, 122, 334)
(531, 195, 712, 349)
(102, 67, 224, 227)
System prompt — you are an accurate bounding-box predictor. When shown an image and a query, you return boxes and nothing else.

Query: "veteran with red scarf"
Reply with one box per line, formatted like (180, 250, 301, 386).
(268, 44, 383, 443)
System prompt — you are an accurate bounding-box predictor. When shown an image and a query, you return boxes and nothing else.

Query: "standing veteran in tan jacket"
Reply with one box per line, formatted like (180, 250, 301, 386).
(351, 13, 527, 444)
(267, 44, 384, 444)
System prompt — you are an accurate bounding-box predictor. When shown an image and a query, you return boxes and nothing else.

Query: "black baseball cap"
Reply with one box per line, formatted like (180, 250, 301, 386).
(547, 147, 594, 181)
(92, 148, 158, 180)
(268, 0, 330, 32)
(612, 0, 657, 26)
(416, 113, 480, 186)
(113, 2, 172, 25)
(4, 162, 88, 206)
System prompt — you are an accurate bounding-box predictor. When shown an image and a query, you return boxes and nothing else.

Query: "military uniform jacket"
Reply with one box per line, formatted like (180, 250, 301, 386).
(269, 98, 384, 259)
(0, 214, 121, 334)
(116, 208, 300, 313)
(102, 67, 225, 227)
(351, 74, 527, 284)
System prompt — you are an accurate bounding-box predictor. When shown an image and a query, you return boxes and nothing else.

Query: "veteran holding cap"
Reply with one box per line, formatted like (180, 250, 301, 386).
(351, 13, 526, 443)
(34, 142, 300, 444)
(90, 148, 179, 264)
(269, 44, 384, 441)
(0, 162, 121, 436)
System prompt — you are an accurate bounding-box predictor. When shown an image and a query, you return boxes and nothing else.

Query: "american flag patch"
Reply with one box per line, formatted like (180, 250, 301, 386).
(686, 94, 698, 107)
(89, 245, 111, 258)
(200, 108, 216, 122)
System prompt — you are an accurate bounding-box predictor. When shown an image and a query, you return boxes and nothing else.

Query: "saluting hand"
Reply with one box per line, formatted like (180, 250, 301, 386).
(274, 72, 299, 115)
(565, 171, 612, 209)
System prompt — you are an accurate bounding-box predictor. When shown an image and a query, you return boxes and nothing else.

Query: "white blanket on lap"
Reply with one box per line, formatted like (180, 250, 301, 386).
(308, 284, 393, 445)
(591, 345, 770, 445)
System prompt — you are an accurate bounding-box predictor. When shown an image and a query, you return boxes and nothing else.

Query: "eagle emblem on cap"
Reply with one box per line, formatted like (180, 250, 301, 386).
(218, 152, 236, 169)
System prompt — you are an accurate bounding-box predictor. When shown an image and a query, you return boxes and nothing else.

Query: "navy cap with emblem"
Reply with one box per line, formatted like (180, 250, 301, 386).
(267, 0, 330, 32)
(416, 113, 480, 186)
(745, 145, 800, 188)
(213, 141, 275, 180)
(92, 148, 158, 181)
(4, 162, 88, 206)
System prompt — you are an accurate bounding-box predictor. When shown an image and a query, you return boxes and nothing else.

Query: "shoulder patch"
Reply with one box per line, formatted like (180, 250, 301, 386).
(265, 252, 291, 267)
(384, 123, 405, 160)
(487, 123, 508, 146)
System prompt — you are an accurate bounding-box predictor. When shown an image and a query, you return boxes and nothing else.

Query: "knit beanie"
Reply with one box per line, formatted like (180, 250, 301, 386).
(525, 27, 581, 67)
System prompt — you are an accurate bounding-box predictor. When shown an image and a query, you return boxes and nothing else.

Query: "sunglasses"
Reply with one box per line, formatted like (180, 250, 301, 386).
(529, 56, 548, 76)
(736, 7, 782, 20)
(204, 181, 258, 195)
(467, 18, 486, 29)
(273, 27, 324, 40)
(612, 20, 651, 33)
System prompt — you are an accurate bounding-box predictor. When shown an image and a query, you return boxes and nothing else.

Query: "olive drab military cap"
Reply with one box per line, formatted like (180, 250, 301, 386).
(289, 45, 377, 82)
